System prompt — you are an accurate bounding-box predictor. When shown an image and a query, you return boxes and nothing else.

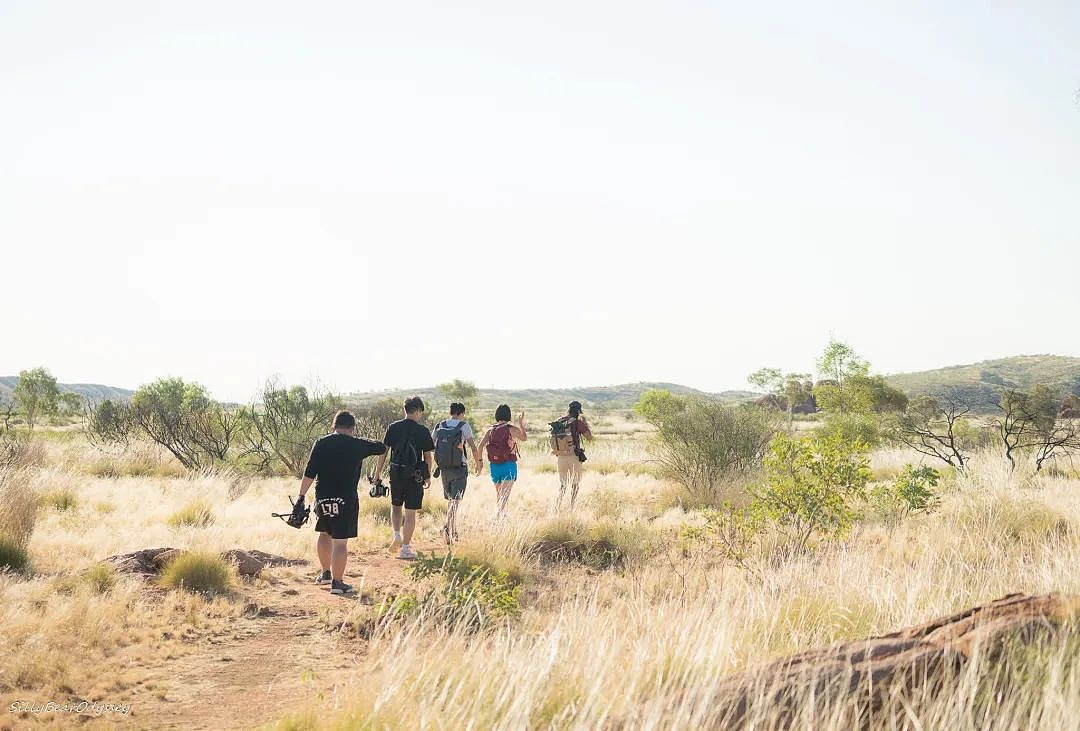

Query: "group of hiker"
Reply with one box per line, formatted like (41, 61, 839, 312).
(293, 397, 593, 596)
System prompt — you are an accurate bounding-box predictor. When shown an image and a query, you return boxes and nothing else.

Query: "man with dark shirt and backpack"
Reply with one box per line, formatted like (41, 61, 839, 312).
(296, 410, 386, 596)
(372, 396, 434, 560)
(432, 402, 481, 545)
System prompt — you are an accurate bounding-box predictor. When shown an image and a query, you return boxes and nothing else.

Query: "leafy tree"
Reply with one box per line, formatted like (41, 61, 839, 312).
(240, 380, 340, 477)
(57, 392, 84, 417)
(753, 433, 871, 553)
(437, 379, 480, 428)
(748, 368, 813, 427)
(635, 390, 781, 507)
(13, 367, 60, 430)
(130, 378, 240, 469)
(84, 399, 135, 448)
(813, 340, 869, 414)
(350, 398, 402, 442)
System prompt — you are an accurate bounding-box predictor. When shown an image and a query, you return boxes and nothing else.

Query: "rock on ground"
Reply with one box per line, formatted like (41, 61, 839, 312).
(102, 547, 307, 577)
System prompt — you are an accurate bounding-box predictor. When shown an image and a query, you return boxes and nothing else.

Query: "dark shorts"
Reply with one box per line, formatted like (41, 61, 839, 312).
(440, 465, 468, 501)
(313, 495, 358, 539)
(390, 466, 425, 510)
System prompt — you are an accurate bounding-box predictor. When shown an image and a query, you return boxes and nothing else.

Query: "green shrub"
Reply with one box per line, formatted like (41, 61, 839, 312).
(84, 564, 116, 593)
(0, 535, 30, 572)
(817, 412, 883, 448)
(167, 500, 215, 528)
(869, 464, 941, 525)
(159, 551, 233, 595)
(38, 487, 77, 512)
(754, 433, 871, 552)
(635, 390, 780, 507)
(528, 518, 656, 571)
(398, 551, 523, 631)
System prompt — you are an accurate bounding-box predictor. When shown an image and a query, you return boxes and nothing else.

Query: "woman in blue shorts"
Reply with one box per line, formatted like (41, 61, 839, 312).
(477, 404, 527, 520)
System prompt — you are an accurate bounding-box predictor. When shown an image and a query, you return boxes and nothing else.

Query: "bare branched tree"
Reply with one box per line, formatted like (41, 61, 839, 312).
(240, 380, 340, 476)
(892, 390, 974, 471)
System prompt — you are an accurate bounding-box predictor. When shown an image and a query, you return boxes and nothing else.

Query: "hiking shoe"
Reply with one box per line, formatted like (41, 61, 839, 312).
(315, 570, 332, 585)
(389, 536, 402, 554)
(398, 545, 418, 560)
(453, 530, 460, 542)
(441, 525, 451, 546)
(329, 580, 354, 596)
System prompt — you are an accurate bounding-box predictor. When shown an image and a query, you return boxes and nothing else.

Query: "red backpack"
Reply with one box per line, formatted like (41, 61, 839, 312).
(486, 423, 517, 464)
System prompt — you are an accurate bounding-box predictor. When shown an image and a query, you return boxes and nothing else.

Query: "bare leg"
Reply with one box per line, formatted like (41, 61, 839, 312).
(403, 508, 417, 545)
(496, 480, 515, 520)
(330, 538, 349, 580)
(445, 499, 460, 538)
(317, 532, 332, 572)
(391, 504, 403, 533)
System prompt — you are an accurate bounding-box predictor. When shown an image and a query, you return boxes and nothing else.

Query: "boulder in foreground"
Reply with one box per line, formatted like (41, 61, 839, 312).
(706, 592, 1080, 726)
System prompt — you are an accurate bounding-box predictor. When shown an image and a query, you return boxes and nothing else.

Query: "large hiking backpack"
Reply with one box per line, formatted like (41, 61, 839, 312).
(433, 420, 466, 468)
(549, 416, 575, 455)
(486, 423, 516, 464)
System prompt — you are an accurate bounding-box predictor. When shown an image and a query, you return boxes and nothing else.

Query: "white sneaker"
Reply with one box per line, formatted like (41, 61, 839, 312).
(398, 545, 417, 560)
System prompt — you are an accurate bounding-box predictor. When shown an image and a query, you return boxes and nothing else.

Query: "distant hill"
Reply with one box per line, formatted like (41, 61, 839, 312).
(346, 382, 757, 412)
(885, 355, 1080, 409)
(0, 377, 133, 403)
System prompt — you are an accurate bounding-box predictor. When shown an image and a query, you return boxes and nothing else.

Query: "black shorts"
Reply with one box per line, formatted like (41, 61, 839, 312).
(440, 465, 468, 501)
(390, 466, 425, 510)
(313, 495, 359, 539)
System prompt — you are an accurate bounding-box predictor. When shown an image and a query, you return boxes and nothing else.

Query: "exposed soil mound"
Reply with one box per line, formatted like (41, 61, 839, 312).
(103, 547, 307, 577)
(708, 592, 1080, 725)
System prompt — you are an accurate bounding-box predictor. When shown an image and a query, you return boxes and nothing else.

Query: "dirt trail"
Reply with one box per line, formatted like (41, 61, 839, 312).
(112, 541, 439, 731)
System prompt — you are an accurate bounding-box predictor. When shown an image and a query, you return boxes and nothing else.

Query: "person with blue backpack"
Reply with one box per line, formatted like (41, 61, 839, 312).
(431, 402, 481, 544)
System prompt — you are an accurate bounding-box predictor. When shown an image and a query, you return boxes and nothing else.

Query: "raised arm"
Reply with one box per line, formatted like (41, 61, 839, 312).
(578, 416, 594, 442)
(510, 409, 527, 441)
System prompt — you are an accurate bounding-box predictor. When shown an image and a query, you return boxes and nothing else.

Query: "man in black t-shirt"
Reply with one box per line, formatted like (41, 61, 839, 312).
(297, 410, 386, 596)
(372, 396, 434, 560)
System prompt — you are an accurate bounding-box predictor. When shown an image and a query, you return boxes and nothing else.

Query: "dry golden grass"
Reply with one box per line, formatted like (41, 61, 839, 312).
(2, 434, 1079, 729)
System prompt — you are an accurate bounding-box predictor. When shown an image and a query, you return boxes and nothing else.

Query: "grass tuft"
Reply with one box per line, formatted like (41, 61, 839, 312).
(167, 500, 216, 529)
(0, 535, 30, 572)
(159, 551, 234, 595)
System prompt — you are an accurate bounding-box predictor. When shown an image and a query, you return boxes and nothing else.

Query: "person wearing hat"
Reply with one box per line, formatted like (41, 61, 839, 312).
(551, 400, 593, 511)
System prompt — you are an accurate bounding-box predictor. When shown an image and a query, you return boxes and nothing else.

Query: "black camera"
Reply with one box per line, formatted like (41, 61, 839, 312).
(368, 479, 388, 498)
(574, 447, 587, 463)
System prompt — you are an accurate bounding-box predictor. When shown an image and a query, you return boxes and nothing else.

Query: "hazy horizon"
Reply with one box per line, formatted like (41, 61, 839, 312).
(5, 2, 1079, 403)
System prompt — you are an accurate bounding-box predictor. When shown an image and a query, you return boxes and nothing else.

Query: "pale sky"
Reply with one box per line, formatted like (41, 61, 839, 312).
(3, 1, 1078, 402)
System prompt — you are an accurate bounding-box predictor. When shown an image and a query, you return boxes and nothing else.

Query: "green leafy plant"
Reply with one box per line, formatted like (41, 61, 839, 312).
(753, 433, 871, 553)
(401, 552, 522, 631)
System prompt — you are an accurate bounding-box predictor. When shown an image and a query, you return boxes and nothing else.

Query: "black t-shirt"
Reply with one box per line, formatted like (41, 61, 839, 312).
(383, 418, 435, 467)
(303, 432, 386, 500)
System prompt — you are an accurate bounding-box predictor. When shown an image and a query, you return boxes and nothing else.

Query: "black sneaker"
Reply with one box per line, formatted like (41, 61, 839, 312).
(315, 570, 332, 585)
(330, 579, 354, 596)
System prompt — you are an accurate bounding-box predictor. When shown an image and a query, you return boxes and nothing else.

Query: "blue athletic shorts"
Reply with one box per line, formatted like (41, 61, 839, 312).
(489, 461, 518, 484)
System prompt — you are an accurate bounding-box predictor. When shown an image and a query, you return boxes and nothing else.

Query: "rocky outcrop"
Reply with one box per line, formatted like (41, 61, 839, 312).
(103, 547, 307, 577)
(708, 593, 1080, 725)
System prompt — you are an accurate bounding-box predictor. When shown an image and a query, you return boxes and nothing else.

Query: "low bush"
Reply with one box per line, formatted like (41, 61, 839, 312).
(868, 464, 941, 525)
(527, 518, 657, 571)
(377, 551, 524, 632)
(83, 564, 116, 593)
(0, 535, 30, 572)
(167, 500, 216, 529)
(38, 487, 77, 512)
(159, 551, 234, 595)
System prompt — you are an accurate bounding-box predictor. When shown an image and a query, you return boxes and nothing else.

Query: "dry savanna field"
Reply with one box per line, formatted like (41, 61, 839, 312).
(2, 416, 1080, 730)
